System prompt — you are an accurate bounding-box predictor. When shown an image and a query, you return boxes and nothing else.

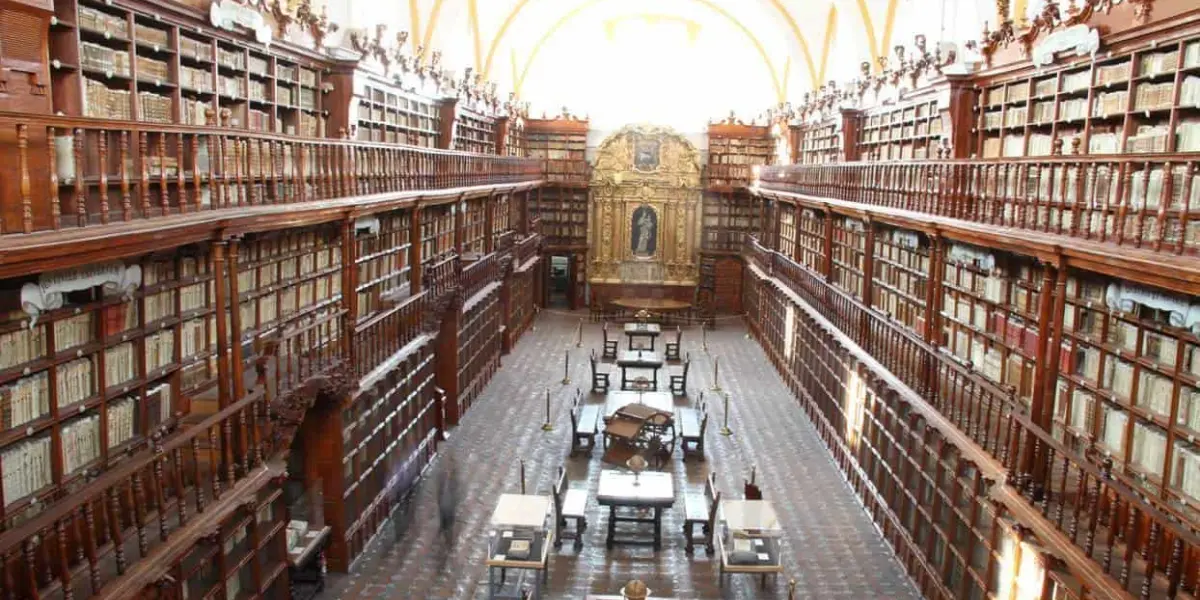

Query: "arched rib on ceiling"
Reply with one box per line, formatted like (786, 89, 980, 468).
(484, 0, 810, 94)
(506, 0, 787, 101)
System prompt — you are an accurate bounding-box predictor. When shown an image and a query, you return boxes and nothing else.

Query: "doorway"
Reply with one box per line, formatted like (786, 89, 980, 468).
(549, 255, 571, 309)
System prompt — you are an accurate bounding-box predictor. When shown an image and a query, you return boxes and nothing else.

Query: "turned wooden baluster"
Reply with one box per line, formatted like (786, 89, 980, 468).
(21, 538, 40, 594)
(1178, 162, 1196, 254)
(55, 520, 72, 600)
(1154, 162, 1173, 252)
(235, 138, 247, 207)
(105, 487, 126, 574)
(297, 144, 307, 202)
(16, 124, 33, 233)
(268, 140, 279, 203)
(172, 447, 188, 526)
(1112, 161, 1133, 246)
(1138, 520, 1160, 600)
(47, 126, 61, 230)
(156, 134, 169, 215)
(138, 132, 151, 217)
(216, 131, 228, 208)
(208, 427, 223, 499)
(96, 131, 110, 225)
(256, 139, 267, 204)
(152, 449, 169, 541)
(130, 471, 148, 556)
(173, 133, 186, 212)
(205, 132, 218, 210)
(1119, 504, 1139, 587)
(82, 502, 100, 593)
(190, 134, 202, 211)
(1132, 161, 1152, 248)
(324, 144, 334, 198)
(1164, 537, 1184, 597)
(117, 131, 132, 221)
(72, 129, 86, 227)
(222, 412, 237, 481)
(191, 437, 206, 512)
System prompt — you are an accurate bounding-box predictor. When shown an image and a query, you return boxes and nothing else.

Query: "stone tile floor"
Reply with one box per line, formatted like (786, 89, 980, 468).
(325, 312, 919, 599)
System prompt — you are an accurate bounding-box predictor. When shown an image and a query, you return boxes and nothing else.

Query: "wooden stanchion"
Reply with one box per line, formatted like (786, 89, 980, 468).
(519, 459, 526, 494)
(562, 349, 571, 385)
(711, 356, 722, 392)
(542, 388, 554, 431)
(788, 579, 797, 599)
(719, 391, 732, 436)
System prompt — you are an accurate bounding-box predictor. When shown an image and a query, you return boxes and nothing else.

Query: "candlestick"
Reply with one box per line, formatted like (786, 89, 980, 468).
(711, 356, 722, 392)
(542, 388, 554, 431)
(562, 349, 571, 385)
(720, 391, 732, 436)
(576, 318, 583, 348)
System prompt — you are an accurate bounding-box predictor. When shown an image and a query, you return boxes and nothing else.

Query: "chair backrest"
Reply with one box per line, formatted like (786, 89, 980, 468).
(674, 326, 682, 343)
(682, 357, 690, 378)
(707, 490, 722, 528)
(603, 321, 611, 341)
(568, 403, 579, 431)
(698, 410, 709, 437)
(589, 349, 598, 371)
(744, 482, 763, 500)
(553, 466, 567, 513)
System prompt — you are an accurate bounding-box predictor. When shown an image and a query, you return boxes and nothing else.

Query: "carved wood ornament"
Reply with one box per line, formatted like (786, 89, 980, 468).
(971, 0, 1154, 66)
(267, 365, 356, 457)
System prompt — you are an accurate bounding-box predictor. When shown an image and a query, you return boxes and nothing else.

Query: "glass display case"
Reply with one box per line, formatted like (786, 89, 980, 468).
(717, 500, 784, 588)
(485, 493, 553, 599)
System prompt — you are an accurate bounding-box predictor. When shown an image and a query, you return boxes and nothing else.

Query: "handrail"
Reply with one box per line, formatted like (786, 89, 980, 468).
(746, 236, 1199, 599)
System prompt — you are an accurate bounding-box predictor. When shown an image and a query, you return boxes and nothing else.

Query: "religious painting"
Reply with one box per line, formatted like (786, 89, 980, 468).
(631, 205, 658, 257)
(633, 135, 660, 172)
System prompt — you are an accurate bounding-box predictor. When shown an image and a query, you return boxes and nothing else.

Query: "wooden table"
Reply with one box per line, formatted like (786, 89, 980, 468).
(611, 297, 692, 314)
(623, 322, 662, 350)
(596, 470, 675, 550)
(604, 391, 675, 418)
(485, 494, 554, 599)
(616, 350, 664, 390)
(716, 500, 784, 589)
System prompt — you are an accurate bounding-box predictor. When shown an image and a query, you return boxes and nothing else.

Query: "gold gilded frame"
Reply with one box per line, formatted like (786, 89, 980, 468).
(588, 124, 702, 286)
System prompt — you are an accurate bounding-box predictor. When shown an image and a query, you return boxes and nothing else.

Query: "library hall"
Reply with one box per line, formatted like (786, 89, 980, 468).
(0, 0, 1198, 598)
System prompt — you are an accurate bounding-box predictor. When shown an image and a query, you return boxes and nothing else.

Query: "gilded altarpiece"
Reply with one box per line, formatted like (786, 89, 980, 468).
(588, 125, 702, 295)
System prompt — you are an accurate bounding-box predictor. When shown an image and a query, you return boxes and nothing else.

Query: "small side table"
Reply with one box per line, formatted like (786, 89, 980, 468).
(288, 526, 331, 600)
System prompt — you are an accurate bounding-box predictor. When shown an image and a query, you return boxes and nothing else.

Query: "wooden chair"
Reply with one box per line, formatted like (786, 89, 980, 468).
(601, 322, 619, 360)
(590, 349, 610, 393)
(569, 392, 600, 456)
(744, 466, 763, 500)
(680, 400, 708, 460)
(683, 472, 720, 555)
(552, 466, 589, 550)
(669, 355, 690, 396)
(665, 326, 683, 361)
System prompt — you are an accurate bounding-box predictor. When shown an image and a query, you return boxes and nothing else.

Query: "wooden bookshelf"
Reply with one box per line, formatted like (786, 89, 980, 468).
(797, 116, 843, 164)
(706, 122, 773, 189)
(701, 190, 760, 253)
(534, 186, 587, 248)
(526, 117, 589, 186)
(794, 207, 825, 273)
(871, 226, 931, 337)
(341, 73, 441, 147)
(457, 284, 500, 415)
(0, 248, 214, 526)
(831, 216, 867, 299)
(859, 98, 947, 161)
(421, 204, 456, 264)
(49, 0, 327, 134)
(502, 115, 527, 157)
(973, 32, 1200, 157)
(452, 106, 498, 155)
(354, 211, 413, 323)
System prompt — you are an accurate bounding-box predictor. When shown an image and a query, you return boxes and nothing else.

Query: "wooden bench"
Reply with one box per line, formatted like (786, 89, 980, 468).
(664, 326, 682, 361)
(678, 400, 708, 460)
(569, 393, 601, 456)
(552, 466, 589, 550)
(601, 322, 619, 360)
(682, 472, 720, 555)
(669, 356, 690, 396)
(590, 350, 611, 393)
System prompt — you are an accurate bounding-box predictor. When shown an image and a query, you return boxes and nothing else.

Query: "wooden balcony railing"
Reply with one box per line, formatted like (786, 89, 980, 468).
(494, 229, 516, 252)
(515, 232, 541, 266)
(461, 252, 500, 303)
(757, 157, 1200, 256)
(423, 254, 460, 301)
(354, 292, 428, 378)
(266, 308, 346, 400)
(0, 387, 271, 600)
(745, 237, 1200, 599)
(0, 112, 542, 236)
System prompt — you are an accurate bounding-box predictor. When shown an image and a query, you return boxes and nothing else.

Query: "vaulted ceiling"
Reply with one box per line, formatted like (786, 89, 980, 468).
(321, 0, 995, 130)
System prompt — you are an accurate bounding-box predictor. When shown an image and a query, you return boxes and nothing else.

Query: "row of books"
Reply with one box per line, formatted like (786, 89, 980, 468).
(1, 372, 51, 430)
(139, 91, 172, 124)
(219, 75, 246, 98)
(1096, 63, 1131, 87)
(106, 396, 138, 450)
(181, 282, 209, 313)
(181, 318, 212, 359)
(61, 413, 101, 475)
(79, 6, 128, 39)
(1093, 91, 1128, 118)
(180, 65, 212, 93)
(1, 436, 52, 505)
(181, 37, 211, 62)
(144, 330, 174, 372)
(80, 42, 130, 76)
(134, 23, 170, 48)
(104, 343, 136, 388)
(136, 56, 169, 82)
(85, 78, 132, 120)
(218, 47, 246, 71)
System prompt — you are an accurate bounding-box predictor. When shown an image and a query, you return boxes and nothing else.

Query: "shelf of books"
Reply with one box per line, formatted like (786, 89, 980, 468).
(701, 190, 760, 253)
(938, 243, 1045, 408)
(973, 35, 1200, 157)
(871, 226, 931, 337)
(349, 76, 441, 147)
(535, 187, 588, 248)
(505, 117, 527, 157)
(420, 205, 457, 264)
(462, 199, 487, 256)
(339, 346, 437, 565)
(831, 217, 867, 299)
(0, 248, 215, 527)
(354, 211, 413, 323)
(234, 226, 343, 382)
(777, 203, 797, 258)
(797, 116, 843, 164)
(1052, 272, 1200, 517)
(706, 124, 773, 189)
(795, 208, 825, 273)
(452, 107, 497, 154)
(526, 118, 589, 186)
(50, 0, 326, 134)
(859, 99, 946, 161)
(457, 288, 500, 416)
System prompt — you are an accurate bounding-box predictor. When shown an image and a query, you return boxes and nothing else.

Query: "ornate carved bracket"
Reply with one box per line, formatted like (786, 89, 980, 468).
(267, 364, 356, 457)
(270, 0, 338, 49)
(974, 0, 1143, 66)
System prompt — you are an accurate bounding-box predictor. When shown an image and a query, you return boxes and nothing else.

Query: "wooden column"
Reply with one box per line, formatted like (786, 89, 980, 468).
(212, 240, 232, 409)
(454, 196, 465, 255)
(341, 217, 358, 369)
(410, 205, 423, 292)
(484, 192, 496, 254)
(437, 98, 458, 151)
(435, 306, 461, 424)
(922, 234, 945, 397)
(1040, 259, 1068, 430)
(822, 210, 834, 280)
(840, 109, 862, 162)
(1025, 261, 1058, 483)
(860, 221, 876, 341)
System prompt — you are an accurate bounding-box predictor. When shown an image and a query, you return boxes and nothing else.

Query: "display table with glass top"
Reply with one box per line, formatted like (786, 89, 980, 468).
(485, 493, 554, 599)
(596, 470, 675, 550)
(624, 322, 663, 350)
(716, 500, 784, 589)
(616, 350, 665, 390)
